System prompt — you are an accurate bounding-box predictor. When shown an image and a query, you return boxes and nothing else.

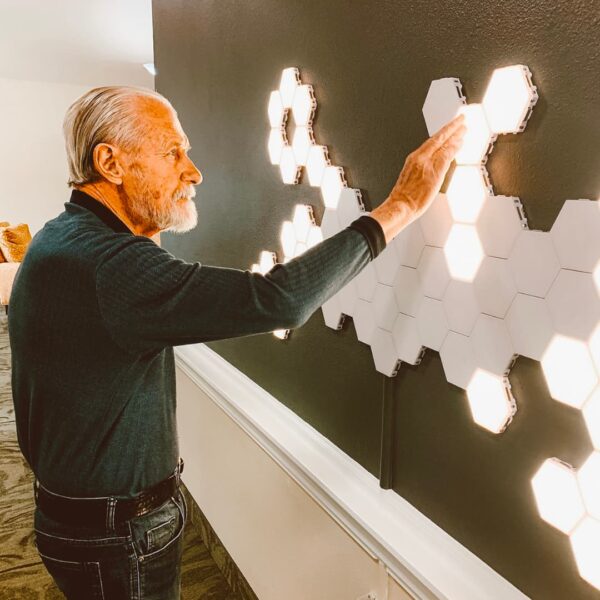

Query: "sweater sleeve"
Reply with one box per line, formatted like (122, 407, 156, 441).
(95, 217, 386, 355)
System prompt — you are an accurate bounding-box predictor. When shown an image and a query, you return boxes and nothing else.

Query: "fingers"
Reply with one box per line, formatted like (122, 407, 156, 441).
(420, 113, 466, 156)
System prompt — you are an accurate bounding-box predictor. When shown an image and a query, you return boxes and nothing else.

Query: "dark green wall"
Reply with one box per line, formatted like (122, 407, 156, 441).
(152, 1, 600, 597)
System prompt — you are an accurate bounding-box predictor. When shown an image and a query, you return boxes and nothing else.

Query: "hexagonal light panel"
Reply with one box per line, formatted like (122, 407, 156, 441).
(482, 65, 538, 134)
(454, 104, 494, 165)
(466, 369, 516, 433)
(446, 166, 490, 223)
(577, 451, 600, 520)
(291, 84, 316, 127)
(570, 517, 600, 590)
(321, 165, 347, 209)
(531, 458, 585, 534)
(422, 77, 465, 136)
(306, 145, 330, 187)
(583, 388, 600, 450)
(443, 224, 484, 282)
(541, 335, 598, 409)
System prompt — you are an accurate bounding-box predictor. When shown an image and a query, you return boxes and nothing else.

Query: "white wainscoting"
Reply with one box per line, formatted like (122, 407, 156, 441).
(175, 343, 528, 600)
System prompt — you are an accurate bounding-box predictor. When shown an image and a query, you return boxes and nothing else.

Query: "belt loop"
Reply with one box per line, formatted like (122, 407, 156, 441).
(106, 497, 116, 533)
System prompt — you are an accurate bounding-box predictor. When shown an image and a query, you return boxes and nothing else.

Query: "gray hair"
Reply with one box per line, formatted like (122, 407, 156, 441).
(63, 85, 174, 187)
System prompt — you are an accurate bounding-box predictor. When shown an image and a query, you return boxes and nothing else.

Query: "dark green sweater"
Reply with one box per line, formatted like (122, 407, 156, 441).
(8, 189, 385, 499)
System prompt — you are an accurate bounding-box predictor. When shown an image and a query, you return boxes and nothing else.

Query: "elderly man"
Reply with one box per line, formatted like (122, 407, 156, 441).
(8, 85, 464, 599)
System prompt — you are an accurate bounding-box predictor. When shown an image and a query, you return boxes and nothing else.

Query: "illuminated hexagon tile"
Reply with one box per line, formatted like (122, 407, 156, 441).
(570, 517, 600, 591)
(531, 458, 585, 535)
(466, 369, 516, 433)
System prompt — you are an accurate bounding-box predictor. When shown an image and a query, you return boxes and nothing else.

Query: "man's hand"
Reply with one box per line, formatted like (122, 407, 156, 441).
(370, 114, 466, 244)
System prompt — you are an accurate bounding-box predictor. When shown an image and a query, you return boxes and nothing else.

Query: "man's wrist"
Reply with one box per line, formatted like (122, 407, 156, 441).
(370, 198, 412, 244)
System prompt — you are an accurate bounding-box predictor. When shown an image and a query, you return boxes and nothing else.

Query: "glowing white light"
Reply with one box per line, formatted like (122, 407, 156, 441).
(291, 84, 316, 127)
(143, 63, 157, 76)
(293, 241, 307, 257)
(541, 335, 598, 408)
(267, 129, 286, 165)
(306, 145, 330, 187)
(279, 67, 300, 108)
(291, 126, 314, 167)
(268, 91, 286, 128)
(466, 369, 516, 433)
(569, 517, 600, 591)
(321, 166, 346, 209)
(259, 251, 277, 274)
(482, 65, 538, 134)
(578, 452, 600, 520)
(251, 263, 260, 273)
(583, 388, 600, 450)
(279, 146, 299, 184)
(280, 221, 296, 259)
(273, 329, 289, 340)
(531, 458, 585, 534)
(446, 166, 489, 223)
(454, 104, 493, 165)
(443, 224, 484, 282)
(306, 224, 323, 249)
(293, 205, 314, 242)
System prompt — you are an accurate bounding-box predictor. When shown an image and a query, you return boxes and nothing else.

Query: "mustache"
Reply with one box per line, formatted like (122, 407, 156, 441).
(173, 186, 196, 201)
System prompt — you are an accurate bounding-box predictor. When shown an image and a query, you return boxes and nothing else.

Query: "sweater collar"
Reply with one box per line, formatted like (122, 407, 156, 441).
(68, 189, 133, 235)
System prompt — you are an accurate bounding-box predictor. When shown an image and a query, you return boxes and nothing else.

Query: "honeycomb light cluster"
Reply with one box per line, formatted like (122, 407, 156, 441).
(261, 67, 600, 591)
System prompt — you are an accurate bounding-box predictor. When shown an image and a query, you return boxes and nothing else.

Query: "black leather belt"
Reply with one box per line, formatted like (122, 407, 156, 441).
(33, 457, 184, 528)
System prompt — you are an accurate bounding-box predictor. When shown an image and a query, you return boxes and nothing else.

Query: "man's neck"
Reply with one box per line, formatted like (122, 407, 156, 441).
(75, 182, 160, 239)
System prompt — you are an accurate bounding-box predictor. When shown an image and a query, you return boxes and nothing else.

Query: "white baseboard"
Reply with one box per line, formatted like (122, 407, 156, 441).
(175, 343, 528, 600)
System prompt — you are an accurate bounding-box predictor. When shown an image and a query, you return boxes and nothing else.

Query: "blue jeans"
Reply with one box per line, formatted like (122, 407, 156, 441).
(33, 484, 188, 599)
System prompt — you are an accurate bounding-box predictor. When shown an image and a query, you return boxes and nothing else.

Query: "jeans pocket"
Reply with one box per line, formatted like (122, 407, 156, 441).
(37, 551, 105, 599)
(129, 491, 185, 560)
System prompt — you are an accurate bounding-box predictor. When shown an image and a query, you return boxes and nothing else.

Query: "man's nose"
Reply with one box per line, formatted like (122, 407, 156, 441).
(183, 156, 202, 185)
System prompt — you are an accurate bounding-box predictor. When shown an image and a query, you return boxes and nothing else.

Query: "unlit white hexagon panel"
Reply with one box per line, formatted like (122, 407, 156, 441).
(338, 279, 359, 317)
(375, 245, 402, 286)
(418, 246, 451, 299)
(546, 269, 600, 341)
(440, 331, 477, 389)
(370, 328, 401, 377)
(392, 313, 424, 365)
(474, 257, 517, 319)
(320, 208, 341, 240)
(416, 297, 448, 351)
(419, 193, 453, 247)
(506, 294, 554, 361)
(551, 200, 600, 273)
(508, 230, 560, 298)
(393, 221, 425, 268)
(443, 280, 481, 336)
(355, 262, 378, 302)
(393, 266, 423, 317)
(353, 298, 378, 345)
(477, 195, 525, 259)
(336, 188, 364, 227)
(422, 78, 465, 136)
(470, 314, 516, 376)
(373, 284, 399, 332)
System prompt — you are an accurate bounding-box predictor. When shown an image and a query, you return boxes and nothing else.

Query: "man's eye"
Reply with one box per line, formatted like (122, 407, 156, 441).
(169, 148, 178, 156)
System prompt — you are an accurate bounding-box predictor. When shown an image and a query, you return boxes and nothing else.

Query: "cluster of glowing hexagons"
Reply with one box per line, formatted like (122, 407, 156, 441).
(268, 68, 355, 210)
(531, 454, 600, 590)
(280, 204, 322, 262)
(422, 66, 537, 284)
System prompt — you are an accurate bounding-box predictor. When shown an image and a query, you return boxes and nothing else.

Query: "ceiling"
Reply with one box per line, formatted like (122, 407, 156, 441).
(0, 0, 154, 87)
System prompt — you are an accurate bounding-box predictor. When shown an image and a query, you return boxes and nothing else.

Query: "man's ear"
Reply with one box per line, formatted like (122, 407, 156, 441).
(93, 143, 125, 185)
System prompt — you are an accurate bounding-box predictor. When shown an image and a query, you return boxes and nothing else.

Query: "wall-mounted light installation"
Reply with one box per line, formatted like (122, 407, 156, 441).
(264, 66, 600, 590)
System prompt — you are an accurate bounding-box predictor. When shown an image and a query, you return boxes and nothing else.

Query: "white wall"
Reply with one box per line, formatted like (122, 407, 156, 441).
(0, 77, 91, 234)
(175, 364, 413, 600)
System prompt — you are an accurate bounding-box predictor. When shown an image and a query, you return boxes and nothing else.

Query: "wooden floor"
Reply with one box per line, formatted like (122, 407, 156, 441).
(0, 312, 241, 599)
